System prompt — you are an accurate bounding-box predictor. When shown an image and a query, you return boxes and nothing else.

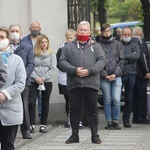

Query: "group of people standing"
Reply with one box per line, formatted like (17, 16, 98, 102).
(58, 21, 150, 144)
(0, 22, 56, 150)
(98, 23, 149, 130)
(0, 20, 149, 149)
(95, 23, 149, 129)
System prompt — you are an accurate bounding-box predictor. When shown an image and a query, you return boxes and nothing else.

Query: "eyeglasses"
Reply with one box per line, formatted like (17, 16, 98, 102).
(103, 30, 111, 33)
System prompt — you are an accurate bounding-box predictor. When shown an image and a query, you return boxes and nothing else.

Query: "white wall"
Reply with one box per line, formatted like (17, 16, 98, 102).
(0, 0, 68, 104)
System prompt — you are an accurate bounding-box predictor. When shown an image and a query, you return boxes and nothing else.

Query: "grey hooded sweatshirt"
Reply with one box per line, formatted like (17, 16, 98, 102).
(58, 39, 105, 92)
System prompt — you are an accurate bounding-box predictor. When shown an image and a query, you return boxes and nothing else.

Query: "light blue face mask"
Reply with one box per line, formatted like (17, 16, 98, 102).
(122, 37, 131, 43)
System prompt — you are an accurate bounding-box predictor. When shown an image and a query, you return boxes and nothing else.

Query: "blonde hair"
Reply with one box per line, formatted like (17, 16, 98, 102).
(65, 29, 76, 37)
(34, 34, 53, 56)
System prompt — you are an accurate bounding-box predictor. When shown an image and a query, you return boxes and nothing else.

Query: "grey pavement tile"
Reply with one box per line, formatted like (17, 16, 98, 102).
(15, 125, 150, 150)
(94, 146, 135, 150)
(15, 108, 150, 150)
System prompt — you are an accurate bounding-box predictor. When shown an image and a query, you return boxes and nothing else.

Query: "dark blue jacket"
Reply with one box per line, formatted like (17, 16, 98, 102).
(22, 34, 33, 49)
(14, 40, 34, 85)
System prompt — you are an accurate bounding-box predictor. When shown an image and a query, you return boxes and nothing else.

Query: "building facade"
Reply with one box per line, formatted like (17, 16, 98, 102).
(0, 0, 91, 122)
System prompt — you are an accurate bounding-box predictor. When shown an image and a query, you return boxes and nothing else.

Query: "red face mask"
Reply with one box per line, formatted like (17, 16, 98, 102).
(77, 35, 90, 42)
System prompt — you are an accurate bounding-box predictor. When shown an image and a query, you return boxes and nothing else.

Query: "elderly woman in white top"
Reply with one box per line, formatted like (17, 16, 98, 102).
(29, 34, 56, 133)
(0, 26, 26, 150)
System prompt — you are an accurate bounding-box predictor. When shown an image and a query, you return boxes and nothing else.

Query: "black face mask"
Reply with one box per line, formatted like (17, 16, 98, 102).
(102, 35, 112, 40)
(116, 34, 121, 38)
(31, 30, 40, 37)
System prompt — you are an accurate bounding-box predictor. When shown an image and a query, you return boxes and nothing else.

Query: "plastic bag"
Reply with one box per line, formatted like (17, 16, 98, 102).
(37, 84, 45, 91)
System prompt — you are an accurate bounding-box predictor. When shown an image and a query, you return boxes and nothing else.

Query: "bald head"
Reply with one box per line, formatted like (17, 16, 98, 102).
(29, 21, 41, 37)
(30, 21, 41, 29)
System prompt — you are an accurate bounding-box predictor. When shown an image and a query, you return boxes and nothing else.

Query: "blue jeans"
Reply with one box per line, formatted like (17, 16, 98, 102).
(100, 77, 122, 123)
(122, 75, 136, 122)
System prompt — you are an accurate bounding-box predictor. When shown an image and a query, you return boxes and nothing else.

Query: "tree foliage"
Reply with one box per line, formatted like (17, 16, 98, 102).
(91, 0, 143, 22)
(91, 0, 150, 40)
(140, 0, 150, 40)
(90, 0, 99, 14)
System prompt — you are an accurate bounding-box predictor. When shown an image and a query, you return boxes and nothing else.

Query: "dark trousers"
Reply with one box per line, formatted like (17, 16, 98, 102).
(64, 94, 70, 116)
(69, 87, 98, 135)
(29, 82, 52, 125)
(0, 121, 18, 150)
(20, 86, 30, 136)
(64, 94, 83, 123)
(122, 75, 136, 122)
(133, 79, 148, 122)
(38, 91, 42, 118)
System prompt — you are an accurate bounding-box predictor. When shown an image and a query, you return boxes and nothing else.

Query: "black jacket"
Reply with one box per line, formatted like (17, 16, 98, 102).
(98, 36, 124, 78)
(121, 40, 140, 76)
(131, 36, 150, 79)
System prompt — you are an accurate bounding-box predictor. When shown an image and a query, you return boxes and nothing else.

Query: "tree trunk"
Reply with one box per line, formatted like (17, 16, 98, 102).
(97, 0, 106, 27)
(140, 0, 150, 41)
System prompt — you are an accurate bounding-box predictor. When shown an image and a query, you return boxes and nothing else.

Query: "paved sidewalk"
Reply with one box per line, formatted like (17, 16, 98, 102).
(15, 108, 150, 150)
(15, 124, 150, 150)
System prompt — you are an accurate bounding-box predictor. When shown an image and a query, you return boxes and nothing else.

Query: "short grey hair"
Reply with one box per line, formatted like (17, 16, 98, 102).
(78, 21, 90, 30)
(133, 27, 143, 36)
(9, 24, 21, 30)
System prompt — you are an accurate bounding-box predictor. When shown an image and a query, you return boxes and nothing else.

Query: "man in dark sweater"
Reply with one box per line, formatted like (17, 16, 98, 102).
(58, 21, 105, 144)
(121, 27, 140, 128)
(131, 26, 150, 124)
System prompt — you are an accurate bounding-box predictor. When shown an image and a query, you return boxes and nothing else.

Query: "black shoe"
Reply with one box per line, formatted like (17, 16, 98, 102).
(105, 123, 115, 130)
(113, 122, 121, 130)
(30, 126, 35, 133)
(39, 126, 47, 133)
(138, 119, 149, 124)
(91, 134, 101, 144)
(22, 134, 32, 139)
(64, 122, 70, 128)
(123, 122, 131, 128)
(65, 135, 79, 144)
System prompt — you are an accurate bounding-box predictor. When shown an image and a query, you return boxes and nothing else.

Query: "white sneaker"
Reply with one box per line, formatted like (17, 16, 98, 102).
(79, 122, 83, 129)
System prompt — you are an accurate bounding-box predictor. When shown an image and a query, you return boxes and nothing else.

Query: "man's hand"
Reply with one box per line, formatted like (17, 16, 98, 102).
(36, 78, 44, 85)
(0, 92, 6, 103)
(77, 67, 89, 78)
(145, 73, 150, 79)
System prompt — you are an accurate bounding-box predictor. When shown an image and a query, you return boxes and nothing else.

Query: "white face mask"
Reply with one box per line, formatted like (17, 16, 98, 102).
(11, 32, 20, 41)
(122, 37, 131, 43)
(0, 39, 9, 51)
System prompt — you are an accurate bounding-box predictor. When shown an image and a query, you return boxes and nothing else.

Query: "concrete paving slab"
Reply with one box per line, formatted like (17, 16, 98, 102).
(14, 108, 150, 150)
(15, 124, 150, 150)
